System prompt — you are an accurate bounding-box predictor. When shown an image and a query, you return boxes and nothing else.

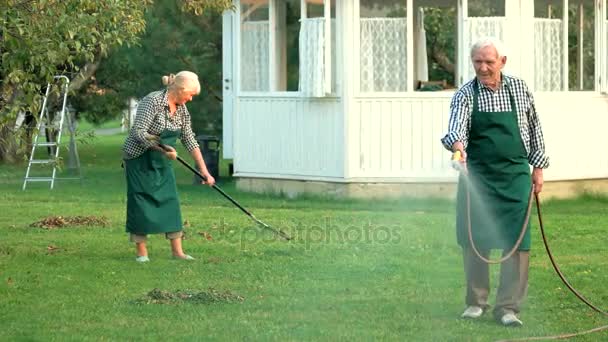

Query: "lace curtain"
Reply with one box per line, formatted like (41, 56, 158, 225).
(360, 18, 407, 92)
(299, 18, 327, 97)
(534, 19, 563, 91)
(462, 17, 505, 81)
(241, 21, 270, 91)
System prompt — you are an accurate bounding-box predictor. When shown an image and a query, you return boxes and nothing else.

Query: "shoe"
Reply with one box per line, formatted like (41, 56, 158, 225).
(173, 254, 195, 260)
(135, 256, 150, 263)
(500, 313, 523, 327)
(461, 306, 483, 319)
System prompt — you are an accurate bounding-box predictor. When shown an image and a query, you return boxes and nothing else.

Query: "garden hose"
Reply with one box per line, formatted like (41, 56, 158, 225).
(452, 151, 608, 340)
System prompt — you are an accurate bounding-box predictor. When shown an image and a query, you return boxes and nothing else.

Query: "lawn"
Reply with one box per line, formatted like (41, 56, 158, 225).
(1, 133, 607, 341)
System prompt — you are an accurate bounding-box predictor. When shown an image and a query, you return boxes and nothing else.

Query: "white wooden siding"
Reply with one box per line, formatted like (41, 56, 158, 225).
(535, 93, 608, 181)
(348, 94, 455, 181)
(232, 93, 608, 183)
(346, 93, 608, 182)
(234, 97, 344, 179)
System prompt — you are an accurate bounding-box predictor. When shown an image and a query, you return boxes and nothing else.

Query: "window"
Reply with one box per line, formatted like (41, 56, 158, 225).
(461, 0, 506, 83)
(240, 1, 270, 92)
(534, 0, 565, 91)
(413, 0, 457, 91)
(275, 0, 300, 91)
(568, 0, 595, 91)
(239, 0, 334, 95)
(359, 0, 407, 92)
(301, 0, 336, 95)
(604, 0, 608, 93)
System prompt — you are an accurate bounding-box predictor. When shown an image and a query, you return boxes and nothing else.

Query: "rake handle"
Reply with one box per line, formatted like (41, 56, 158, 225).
(158, 144, 291, 240)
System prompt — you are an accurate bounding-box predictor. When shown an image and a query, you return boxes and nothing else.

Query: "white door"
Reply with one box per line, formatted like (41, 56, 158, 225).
(222, 10, 235, 159)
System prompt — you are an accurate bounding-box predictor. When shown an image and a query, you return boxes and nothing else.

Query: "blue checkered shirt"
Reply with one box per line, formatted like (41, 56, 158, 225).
(122, 90, 199, 159)
(441, 75, 549, 169)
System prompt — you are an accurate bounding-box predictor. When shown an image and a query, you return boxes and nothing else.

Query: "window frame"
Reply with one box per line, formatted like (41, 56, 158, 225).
(236, 0, 334, 96)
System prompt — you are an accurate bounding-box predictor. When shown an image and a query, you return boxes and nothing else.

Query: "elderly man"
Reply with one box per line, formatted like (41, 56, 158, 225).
(441, 37, 549, 326)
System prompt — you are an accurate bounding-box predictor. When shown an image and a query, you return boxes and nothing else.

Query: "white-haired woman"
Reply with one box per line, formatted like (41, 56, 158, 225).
(122, 71, 215, 262)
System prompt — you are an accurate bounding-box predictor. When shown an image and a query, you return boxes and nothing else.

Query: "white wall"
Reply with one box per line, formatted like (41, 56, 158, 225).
(536, 92, 608, 181)
(347, 94, 455, 181)
(344, 92, 608, 183)
(233, 96, 344, 180)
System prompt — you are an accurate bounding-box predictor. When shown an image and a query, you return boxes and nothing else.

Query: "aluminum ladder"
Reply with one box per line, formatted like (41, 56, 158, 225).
(22, 76, 81, 190)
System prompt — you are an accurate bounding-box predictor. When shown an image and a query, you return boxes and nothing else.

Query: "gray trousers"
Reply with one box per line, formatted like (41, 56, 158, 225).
(463, 248, 529, 318)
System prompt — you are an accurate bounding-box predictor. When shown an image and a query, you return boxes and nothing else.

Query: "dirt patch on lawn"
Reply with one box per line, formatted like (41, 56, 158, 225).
(30, 215, 109, 229)
(135, 288, 245, 305)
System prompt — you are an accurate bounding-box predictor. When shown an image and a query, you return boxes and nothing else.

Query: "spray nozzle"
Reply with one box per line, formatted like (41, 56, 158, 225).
(451, 150, 466, 173)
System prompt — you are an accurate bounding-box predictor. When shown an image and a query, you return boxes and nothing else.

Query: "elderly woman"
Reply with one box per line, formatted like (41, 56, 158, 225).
(122, 71, 215, 262)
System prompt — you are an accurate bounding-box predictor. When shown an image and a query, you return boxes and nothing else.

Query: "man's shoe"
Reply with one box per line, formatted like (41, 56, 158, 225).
(461, 306, 483, 319)
(500, 313, 523, 327)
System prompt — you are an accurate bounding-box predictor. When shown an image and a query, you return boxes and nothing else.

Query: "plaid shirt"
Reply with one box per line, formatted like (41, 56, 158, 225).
(122, 90, 199, 159)
(441, 75, 549, 169)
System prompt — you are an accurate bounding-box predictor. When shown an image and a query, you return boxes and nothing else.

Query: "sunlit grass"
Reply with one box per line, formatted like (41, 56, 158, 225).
(1, 135, 607, 341)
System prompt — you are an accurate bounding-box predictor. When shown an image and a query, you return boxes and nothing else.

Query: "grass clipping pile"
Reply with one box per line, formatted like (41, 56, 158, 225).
(30, 216, 109, 229)
(136, 288, 245, 305)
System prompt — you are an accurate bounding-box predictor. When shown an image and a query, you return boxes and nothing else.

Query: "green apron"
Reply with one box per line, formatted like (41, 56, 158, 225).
(456, 80, 531, 251)
(125, 129, 182, 235)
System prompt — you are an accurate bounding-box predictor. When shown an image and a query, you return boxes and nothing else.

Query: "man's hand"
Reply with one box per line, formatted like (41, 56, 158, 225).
(452, 141, 467, 165)
(532, 168, 543, 194)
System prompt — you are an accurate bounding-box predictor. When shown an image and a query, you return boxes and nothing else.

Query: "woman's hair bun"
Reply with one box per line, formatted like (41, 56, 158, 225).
(162, 73, 176, 86)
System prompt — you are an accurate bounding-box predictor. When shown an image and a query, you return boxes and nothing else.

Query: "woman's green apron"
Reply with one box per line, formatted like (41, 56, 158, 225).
(456, 80, 531, 251)
(125, 129, 182, 235)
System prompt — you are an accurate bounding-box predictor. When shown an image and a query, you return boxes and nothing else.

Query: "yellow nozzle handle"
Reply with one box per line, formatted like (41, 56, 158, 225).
(452, 150, 462, 162)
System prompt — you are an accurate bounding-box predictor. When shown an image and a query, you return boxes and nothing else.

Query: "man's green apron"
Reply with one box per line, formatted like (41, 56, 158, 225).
(125, 129, 182, 235)
(456, 80, 531, 250)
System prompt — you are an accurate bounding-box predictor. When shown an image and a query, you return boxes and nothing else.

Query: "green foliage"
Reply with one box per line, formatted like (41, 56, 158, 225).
(423, 7, 457, 86)
(180, 0, 234, 15)
(80, 0, 228, 135)
(0, 0, 150, 115)
(0, 0, 150, 162)
(70, 90, 124, 125)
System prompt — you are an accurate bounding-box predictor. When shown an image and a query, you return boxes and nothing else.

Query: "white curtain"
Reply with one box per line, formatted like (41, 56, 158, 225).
(299, 18, 327, 97)
(534, 19, 563, 91)
(462, 17, 505, 81)
(415, 8, 428, 83)
(241, 21, 270, 91)
(360, 18, 407, 92)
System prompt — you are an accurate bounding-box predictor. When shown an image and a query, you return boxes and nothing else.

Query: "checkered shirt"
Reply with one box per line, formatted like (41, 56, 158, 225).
(441, 75, 549, 169)
(122, 90, 199, 159)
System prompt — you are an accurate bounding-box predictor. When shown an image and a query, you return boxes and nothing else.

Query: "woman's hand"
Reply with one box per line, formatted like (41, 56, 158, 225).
(202, 173, 215, 186)
(162, 145, 177, 160)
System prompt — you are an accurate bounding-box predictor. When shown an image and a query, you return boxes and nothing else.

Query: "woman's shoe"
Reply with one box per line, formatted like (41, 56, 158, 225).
(135, 256, 150, 263)
(173, 254, 195, 260)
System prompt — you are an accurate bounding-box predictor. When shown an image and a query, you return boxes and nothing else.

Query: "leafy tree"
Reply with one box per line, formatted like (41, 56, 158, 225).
(0, 0, 150, 162)
(0, 0, 232, 163)
(76, 0, 227, 136)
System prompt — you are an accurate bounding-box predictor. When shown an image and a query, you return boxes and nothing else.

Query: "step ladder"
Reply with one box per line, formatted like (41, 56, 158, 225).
(22, 76, 82, 190)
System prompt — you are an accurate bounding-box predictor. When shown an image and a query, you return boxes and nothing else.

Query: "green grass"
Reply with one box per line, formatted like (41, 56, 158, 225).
(1, 135, 607, 341)
(76, 118, 124, 132)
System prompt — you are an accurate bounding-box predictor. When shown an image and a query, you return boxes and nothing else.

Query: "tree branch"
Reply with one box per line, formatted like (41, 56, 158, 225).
(68, 60, 101, 93)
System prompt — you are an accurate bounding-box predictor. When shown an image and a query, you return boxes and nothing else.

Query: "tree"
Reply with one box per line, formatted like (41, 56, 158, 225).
(0, 0, 233, 163)
(0, 0, 150, 162)
(75, 0, 228, 136)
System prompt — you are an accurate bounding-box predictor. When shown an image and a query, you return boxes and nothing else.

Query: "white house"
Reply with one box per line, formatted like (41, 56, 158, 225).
(221, 0, 608, 199)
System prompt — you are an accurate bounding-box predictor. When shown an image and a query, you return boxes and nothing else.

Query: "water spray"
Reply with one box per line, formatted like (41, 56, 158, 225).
(451, 150, 467, 174)
(450, 152, 608, 340)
